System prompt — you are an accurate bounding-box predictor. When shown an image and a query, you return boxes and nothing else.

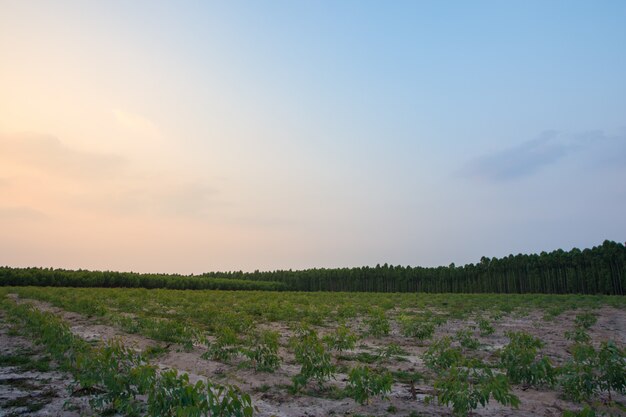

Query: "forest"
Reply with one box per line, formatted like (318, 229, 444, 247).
(1, 240, 624, 295)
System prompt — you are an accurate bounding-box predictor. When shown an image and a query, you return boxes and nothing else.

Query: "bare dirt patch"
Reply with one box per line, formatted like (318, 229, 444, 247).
(0, 311, 91, 417)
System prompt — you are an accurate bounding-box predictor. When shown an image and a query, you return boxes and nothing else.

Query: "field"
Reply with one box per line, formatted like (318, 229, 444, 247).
(1, 287, 625, 417)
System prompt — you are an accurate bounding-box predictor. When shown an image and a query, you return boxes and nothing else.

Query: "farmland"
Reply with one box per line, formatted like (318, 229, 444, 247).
(1, 287, 624, 416)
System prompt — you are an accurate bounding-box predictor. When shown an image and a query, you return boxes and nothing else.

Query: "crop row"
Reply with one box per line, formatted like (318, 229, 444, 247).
(0, 296, 255, 417)
(1, 287, 624, 416)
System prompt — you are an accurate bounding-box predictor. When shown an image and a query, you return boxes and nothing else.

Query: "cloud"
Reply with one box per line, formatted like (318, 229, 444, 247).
(460, 129, 626, 182)
(113, 109, 160, 136)
(96, 180, 219, 218)
(571, 129, 626, 170)
(0, 131, 223, 221)
(0, 206, 47, 220)
(461, 131, 572, 181)
(0, 132, 127, 178)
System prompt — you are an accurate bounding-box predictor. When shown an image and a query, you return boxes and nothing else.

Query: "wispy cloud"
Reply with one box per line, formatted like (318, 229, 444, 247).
(0, 132, 127, 178)
(461, 131, 570, 181)
(85, 180, 219, 218)
(460, 129, 626, 182)
(0, 131, 221, 220)
(113, 109, 160, 136)
(0, 206, 47, 220)
(571, 129, 626, 170)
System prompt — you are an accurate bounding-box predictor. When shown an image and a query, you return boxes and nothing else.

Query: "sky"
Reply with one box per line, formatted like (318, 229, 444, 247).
(1, 1, 625, 274)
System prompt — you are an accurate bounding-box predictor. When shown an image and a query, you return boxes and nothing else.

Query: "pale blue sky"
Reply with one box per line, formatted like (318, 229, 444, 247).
(1, 1, 625, 272)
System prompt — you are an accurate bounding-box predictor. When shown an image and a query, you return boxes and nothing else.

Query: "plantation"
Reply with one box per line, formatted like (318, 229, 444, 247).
(2, 240, 625, 294)
(1, 287, 625, 416)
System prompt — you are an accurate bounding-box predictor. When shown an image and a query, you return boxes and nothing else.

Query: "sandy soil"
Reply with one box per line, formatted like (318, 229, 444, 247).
(3, 294, 625, 417)
(0, 311, 92, 417)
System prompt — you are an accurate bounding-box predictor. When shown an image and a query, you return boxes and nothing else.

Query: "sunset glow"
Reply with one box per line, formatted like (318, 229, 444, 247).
(1, 1, 625, 273)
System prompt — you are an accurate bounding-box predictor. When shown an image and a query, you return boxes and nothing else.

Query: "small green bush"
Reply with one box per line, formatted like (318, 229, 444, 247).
(347, 365, 393, 405)
(323, 325, 358, 352)
(477, 318, 495, 336)
(574, 312, 597, 329)
(365, 310, 390, 338)
(499, 331, 556, 387)
(398, 315, 435, 341)
(454, 329, 480, 350)
(596, 341, 625, 401)
(290, 328, 335, 392)
(560, 343, 598, 402)
(423, 337, 462, 371)
(242, 330, 281, 372)
(431, 358, 519, 416)
(203, 327, 241, 362)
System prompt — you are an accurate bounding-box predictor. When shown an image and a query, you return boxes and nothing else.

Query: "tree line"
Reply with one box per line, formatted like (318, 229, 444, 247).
(0, 268, 286, 291)
(203, 240, 625, 295)
(1, 240, 624, 294)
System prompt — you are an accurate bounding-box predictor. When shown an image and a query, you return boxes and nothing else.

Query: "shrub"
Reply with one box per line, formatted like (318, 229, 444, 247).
(365, 310, 390, 338)
(560, 340, 625, 403)
(596, 341, 625, 401)
(290, 328, 335, 392)
(398, 315, 435, 341)
(431, 358, 519, 416)
(376, 343, 407, 360)
(323, 325, 358, 352)
(74, 341, 155, 415)
(242, 330, 281, 372)
(477, 318, 495, 336)
(347, 365, 393, 405)
(574, 312, 597, 329)
(499, 331, 556, 387)
(148, 369, 255, 417)
(565, 327, 591, 344)
(423, 337, 462, 371)
(560, 343, 598, 402)
(565, 312, 597, 344)
(454, 329, 480, 350)
(203, 327, 241, 362)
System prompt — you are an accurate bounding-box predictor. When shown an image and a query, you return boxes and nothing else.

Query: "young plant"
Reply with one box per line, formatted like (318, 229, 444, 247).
(376, 343, 408, 360)
(365, 310, 390, 338)
(431, 358, 519, 416)
(423, 337, 462, 371)
(290, 328, 335, 392)
(398, 315, 435, 341)
(74, 341, 155, 415)
(499, 331, 556, 387)
(347, 365, 393, 405)
(203, 326, 241, 362)
(565, 312, 597, 344)
(454, 329, 480, 350)
(574, 312, 598, 329)
(205, 381, 256, 417)
(242, 330, 281, 372)
(560, 343, 598, 402)
(565, 327, 591, 344)
(323, 324, 358, 352)
(477, 318, 495, 336)
(596, 340, 625, 401)
(148, 369, 255, 417)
